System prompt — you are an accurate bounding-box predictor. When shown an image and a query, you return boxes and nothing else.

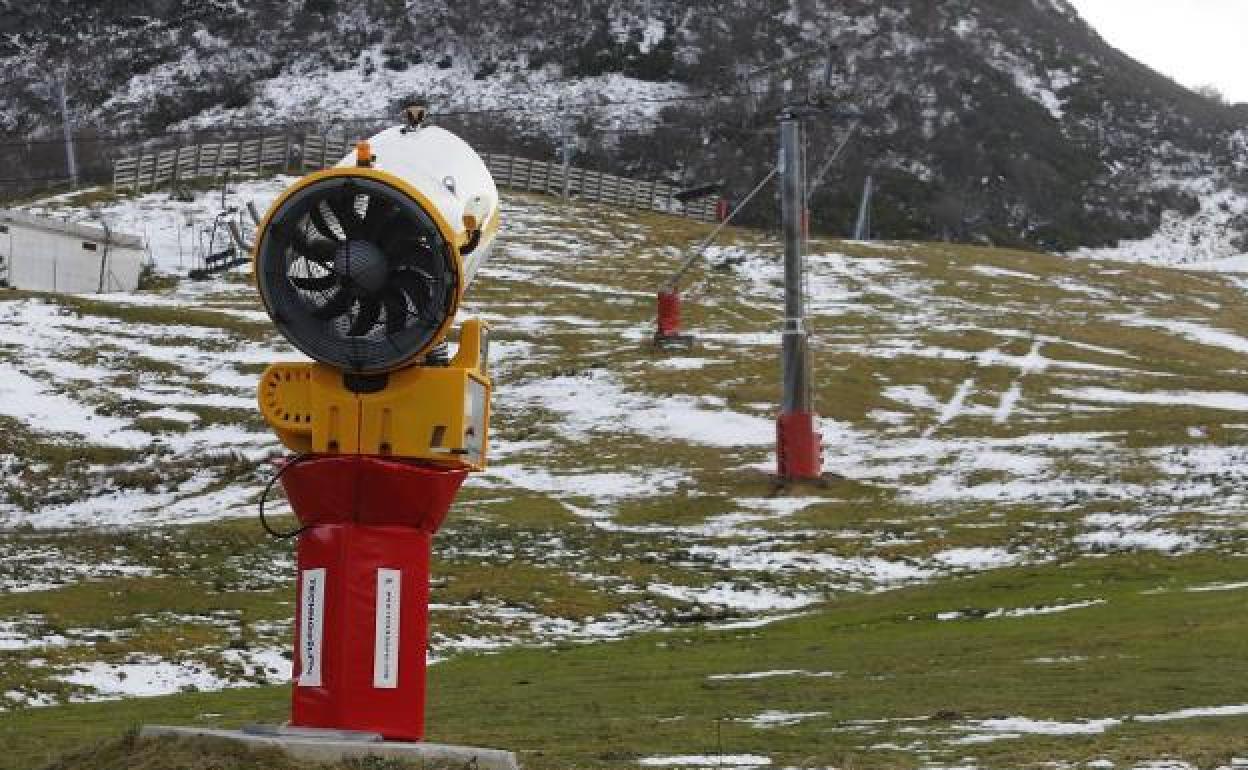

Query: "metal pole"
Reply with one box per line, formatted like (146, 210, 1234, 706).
(776, 109, 821, 480)
(58, 76, 79, 190)
(779, 113, 810, 415)
(854, 174, 874, 241)
(559, 102, 572, 199)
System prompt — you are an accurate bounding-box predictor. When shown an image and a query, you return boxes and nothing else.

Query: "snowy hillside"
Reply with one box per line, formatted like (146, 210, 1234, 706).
(4, 178, 1248, 728)
(1072, 175, 1248, 267)
(4, 0, 1248, 252)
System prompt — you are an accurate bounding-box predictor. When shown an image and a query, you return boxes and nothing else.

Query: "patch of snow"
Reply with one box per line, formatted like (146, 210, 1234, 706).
(504, 370, 780, 447)
(0, 621, 70, 651)
(938, 601, 1104, 621)
(1056, 387, 1248, 412)
(970, 265, 1040, 281)
(703, 612, 811, 631)
(732, 497, 824, 517)
(0, 366, 149, 449)
(1076, 530, 1196, 553)
(57, 658, 233, 699)
(138, 407, 200, 423)
(923, 378, 976, 436)
(652, 357, 712, 371)
(994, 383, 1023, 424)
(739, 710, 828, 728)
(708, 669, 841, 681)
(948, 732, 1018, 745)
(1185, 581, 1248, 593)
(638, 756, 771, 768)
(483, 465, 686, 504)
(1135, 704, 1248, 722)
(1110, 315, 1248, 355)
(962, 716, 1121, 736)
(648, 582, 821, 611)
(689, 543, 930, 587)
(932, 547, 1021, 570)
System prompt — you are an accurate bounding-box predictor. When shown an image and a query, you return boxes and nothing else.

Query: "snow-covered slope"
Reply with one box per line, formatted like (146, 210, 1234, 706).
(7, 178, 1248, 533)
(1072, 177, 1248, 267)
(4, 180, 1248, 712)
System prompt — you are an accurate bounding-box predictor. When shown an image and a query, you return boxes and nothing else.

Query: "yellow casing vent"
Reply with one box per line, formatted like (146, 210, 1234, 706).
(257, 319, 492, 471)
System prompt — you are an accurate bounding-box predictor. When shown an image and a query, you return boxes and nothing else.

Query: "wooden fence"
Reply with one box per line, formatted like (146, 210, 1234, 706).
(112, 134, 350, 193)
(480, 154, 716, 221)
(113, 136, 717, 222)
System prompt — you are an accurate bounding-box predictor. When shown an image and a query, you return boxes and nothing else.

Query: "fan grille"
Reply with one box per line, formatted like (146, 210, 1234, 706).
(256, 176, 459, 374)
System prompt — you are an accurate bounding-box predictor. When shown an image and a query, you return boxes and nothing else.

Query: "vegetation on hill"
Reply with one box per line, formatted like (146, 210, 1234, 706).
(2, 0, 1245, 249)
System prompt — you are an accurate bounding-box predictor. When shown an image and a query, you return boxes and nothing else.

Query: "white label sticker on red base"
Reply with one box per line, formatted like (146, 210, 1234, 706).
(298, 568, 326, 687)
(374, 568, 401, 689)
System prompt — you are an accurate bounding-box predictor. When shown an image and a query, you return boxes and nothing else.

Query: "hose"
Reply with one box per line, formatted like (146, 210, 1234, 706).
(258, 454, 315, 539)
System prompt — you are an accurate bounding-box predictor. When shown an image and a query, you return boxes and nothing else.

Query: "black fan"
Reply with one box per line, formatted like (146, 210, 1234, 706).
(257, 177, 459, 374)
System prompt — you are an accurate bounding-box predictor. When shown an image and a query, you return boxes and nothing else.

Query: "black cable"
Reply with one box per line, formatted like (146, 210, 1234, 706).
(258, 454, 316, 539)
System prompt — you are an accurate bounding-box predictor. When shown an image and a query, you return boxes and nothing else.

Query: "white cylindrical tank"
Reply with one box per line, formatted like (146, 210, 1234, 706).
(336, 126, 499, 288)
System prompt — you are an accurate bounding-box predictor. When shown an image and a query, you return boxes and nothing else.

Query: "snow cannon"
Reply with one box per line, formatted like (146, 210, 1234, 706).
(253, 111, 499, 467)
(250, 111, 501, 743)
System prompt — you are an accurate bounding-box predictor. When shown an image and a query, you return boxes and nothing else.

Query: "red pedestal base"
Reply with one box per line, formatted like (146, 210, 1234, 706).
(292, 524, 431, 740)
(281, 456, 468, 742)
(655, 291, 695, 348)
(777, 411, 823, 480)
(656, 290, 682, 339)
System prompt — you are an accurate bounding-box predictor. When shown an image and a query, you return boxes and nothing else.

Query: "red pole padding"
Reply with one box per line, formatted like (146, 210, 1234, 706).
(776, 411, 823, 480)
(281, 455, 467, 530)
(656, 290, 681, 338)
(716, 198, 730, 222)
(292, 524, 431, 740)
(280, 456, 470, 741)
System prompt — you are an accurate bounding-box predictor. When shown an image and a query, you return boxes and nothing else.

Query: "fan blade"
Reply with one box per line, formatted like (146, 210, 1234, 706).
(328, 194, 365, 240)
(289, 271, 338, 292)
(290, 229, 336, 264)
(383, 237, 439, 272)
(309, 203, 341, 242)
(348, 297, 382, 337)
(362, 197, 399, 242)
(383, 288, 410, 334)
(393, 270, 436, 322)
(311, 288, 354, 320)
(377, 212, 409, 249)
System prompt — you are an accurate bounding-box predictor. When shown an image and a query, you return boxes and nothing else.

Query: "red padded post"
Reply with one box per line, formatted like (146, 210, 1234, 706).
(776, 411, 822, 480)
(281, 456, 469, 741)
(291, 524, 431, 740)
(656, 290, 681, 339)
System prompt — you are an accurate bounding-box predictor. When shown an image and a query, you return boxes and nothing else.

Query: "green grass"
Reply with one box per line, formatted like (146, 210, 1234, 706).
(7, 190, 1248, 768)
(6, 553, 1248, 769)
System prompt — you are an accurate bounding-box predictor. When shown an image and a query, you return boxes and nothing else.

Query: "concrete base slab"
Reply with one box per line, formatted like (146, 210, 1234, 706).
(140, 725, 519, 769)
(653, 332, 696, 350)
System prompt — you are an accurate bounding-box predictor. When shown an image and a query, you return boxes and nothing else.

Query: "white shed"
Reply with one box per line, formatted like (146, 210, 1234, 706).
(0, 209, 146, 294)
